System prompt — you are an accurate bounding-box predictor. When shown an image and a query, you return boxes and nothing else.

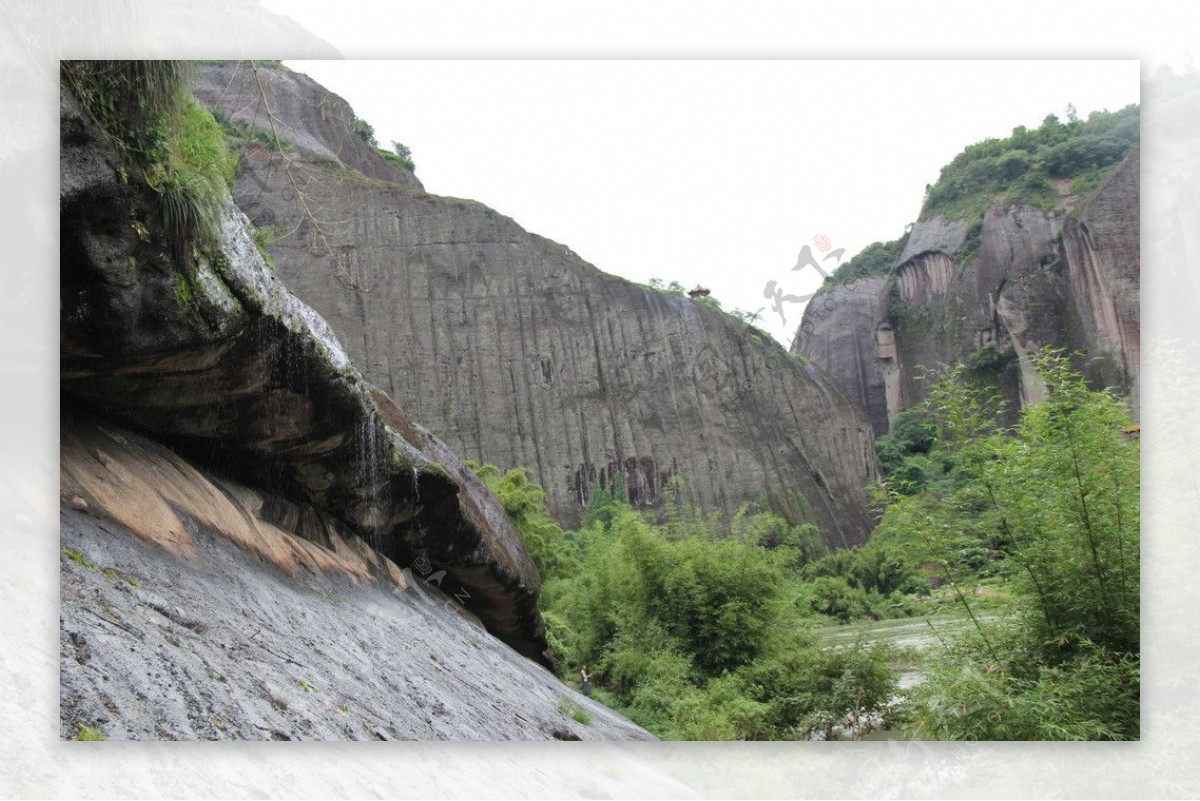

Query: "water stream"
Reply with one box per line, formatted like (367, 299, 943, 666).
(810, 611, 1006, 740)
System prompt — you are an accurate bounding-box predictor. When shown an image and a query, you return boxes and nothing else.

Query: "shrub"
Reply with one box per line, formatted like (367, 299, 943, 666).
(824, 235, 909, 286)
(470, 463, 577, 579)
(894, 349, 1140, 739)
(350, 115, 377, 146)
(920, 104, 1139, 221)
(62, 60, 236, 265)
(147, 96, 238, 259)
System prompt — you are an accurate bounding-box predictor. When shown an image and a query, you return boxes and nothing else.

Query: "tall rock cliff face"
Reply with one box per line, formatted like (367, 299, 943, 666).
(60, 83, 549, 666)
(790, 275, 892, 436)
(793, 151, 1140, 428)
(1061, 149, 1141, 410)
(193, 63, 878, 548)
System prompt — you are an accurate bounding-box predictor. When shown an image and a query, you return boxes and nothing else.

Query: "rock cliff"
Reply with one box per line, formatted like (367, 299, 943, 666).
(60, 81, 551, 669)
(794, 150, 1140, 428)
(59, 418, 651, 740)
(192, 62, 878, 548)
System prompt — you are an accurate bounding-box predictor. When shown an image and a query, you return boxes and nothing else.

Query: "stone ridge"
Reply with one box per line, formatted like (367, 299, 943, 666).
(793, 150, 1140, 430)
(194, 62, 879, 548)
(191, 61, 422, 190)
(60, 85, 548, 665)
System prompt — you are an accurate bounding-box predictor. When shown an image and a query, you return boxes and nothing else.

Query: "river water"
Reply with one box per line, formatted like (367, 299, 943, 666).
(810, 611, 1006, 740)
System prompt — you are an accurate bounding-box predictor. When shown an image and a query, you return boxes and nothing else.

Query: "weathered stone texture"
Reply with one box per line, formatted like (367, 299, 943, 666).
(197, 63, 879, 548)
(60, 84, 547, 664)
(794, 156, 1140, 430)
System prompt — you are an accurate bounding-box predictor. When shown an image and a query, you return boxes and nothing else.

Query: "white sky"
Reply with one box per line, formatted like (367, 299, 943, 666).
(281, 58, 1138, 344)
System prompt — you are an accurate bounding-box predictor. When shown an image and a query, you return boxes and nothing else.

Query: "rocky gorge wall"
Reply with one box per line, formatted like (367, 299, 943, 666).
(794, 150, 1140, 429)
(193, 62, 879, 548)
(60, 82, 551, 668)
(59, 426, 652, 741)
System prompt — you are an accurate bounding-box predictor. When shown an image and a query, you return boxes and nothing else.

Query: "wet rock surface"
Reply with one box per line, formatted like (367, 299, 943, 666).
(60, 82, 548, 664)
(194, 62, 878, 547)
(60, 503, 651, 741)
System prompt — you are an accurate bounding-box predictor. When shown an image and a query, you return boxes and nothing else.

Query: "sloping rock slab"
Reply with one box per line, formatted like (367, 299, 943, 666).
(59, 85, 547, 665)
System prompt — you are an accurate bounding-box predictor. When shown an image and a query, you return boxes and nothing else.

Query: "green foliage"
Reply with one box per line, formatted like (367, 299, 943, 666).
(537, 480, 897, 740)
(966, 341, 1017, 374)
(62, 60, 188, 148)
(891, 349, 1140, 739)
(825, 235, 909, 286)
(61, 546, 97, 570)
(647, 278, 686, 296)
(75, 722, 108, 741)
(147, 96, 238, 261)
(956, 219, 983, 264)
(378, 140, 417, 172)
(795, 576, 878, 622)
(559, 505, 781, 678)
(890, 296, 932, 331)
(470, 463, 577, 579)
(581, 479, 621, 529)
(62, 60, 236, 266)
(556, 696, 594, 725)
(350, 115, 377, 146)
(921, 104, 1139, 221)
(729, 502, 826, 564)
(875, 408, 937, 484)
(902, 628, 1139, 740)
(217, 113, 296, 152)
(480, 466, 897, 740)
(251, 223, 288, 270)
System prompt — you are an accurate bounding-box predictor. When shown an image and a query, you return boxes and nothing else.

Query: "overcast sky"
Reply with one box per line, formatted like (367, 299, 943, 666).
(277, 59, 1139, 343)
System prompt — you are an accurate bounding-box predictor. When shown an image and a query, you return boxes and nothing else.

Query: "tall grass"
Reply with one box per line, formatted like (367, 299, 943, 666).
(62, 60, 236, 266)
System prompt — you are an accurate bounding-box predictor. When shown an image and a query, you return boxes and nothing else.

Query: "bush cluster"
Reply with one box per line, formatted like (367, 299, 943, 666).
(472, 466, 899, 740)
(886, 350, 1140, 739)
(62, 60, 236, 266)
(921, 105, 1139, 221)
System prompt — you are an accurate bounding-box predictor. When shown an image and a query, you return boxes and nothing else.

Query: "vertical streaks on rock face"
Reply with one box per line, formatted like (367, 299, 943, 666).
(196, 63, 878, 548)
(60, 81, 548, 665)
(794, 153, 1139, 431)
(791, 276, 891, 436)
(1061, 150, 1141, 411)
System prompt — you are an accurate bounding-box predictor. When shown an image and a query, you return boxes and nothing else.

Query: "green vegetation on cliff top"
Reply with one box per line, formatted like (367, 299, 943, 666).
(822, 235, 909, 288)
(920, 103, 1139, 222)
(822, 103, 1139, 287)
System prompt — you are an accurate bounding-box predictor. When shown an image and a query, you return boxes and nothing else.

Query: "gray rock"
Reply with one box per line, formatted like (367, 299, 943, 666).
(60, 80, 548, 665)
(794, 154, 1140, 430)
(59, 498, 653, 741)
(1061, 150, 1140, 411)
(791, 276, 891, 436)
(194, 62, 879, 547)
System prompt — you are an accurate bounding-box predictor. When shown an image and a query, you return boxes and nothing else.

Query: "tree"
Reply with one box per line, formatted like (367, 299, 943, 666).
(900, 349, 1140, 739)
